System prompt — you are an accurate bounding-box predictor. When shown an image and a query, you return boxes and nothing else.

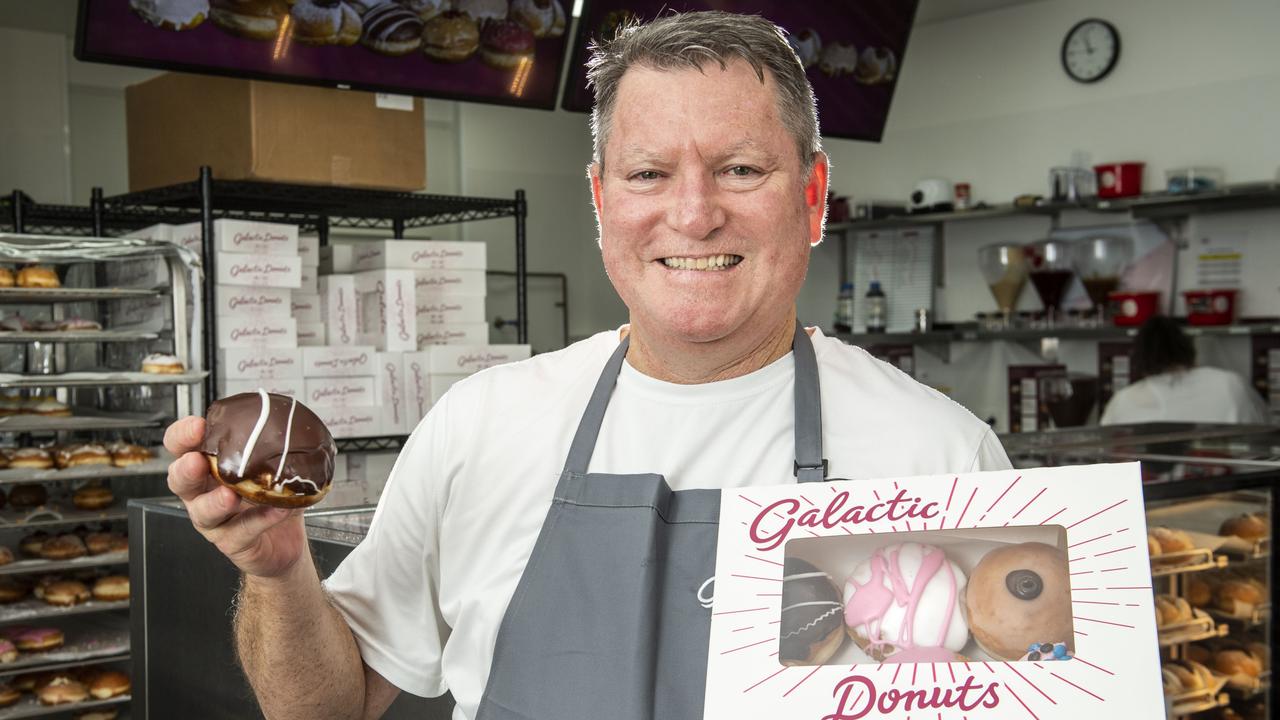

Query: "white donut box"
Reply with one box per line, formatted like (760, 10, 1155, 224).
(705, 463, 1162, 719)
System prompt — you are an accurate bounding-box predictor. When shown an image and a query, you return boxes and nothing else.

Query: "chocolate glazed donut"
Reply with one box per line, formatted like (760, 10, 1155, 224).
(779, 557, 845, 665)
(202, 390, 336, 508)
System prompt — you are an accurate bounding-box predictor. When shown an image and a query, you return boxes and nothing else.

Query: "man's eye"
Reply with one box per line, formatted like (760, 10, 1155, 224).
(631, 171, 661, 181)
(726, 166, 757, 177)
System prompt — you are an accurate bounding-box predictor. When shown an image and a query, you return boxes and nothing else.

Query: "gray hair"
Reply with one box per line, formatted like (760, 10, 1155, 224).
(585, 10, 822, 173)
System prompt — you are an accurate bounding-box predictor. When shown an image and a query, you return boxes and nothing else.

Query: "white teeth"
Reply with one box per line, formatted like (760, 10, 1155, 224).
(661, 255, 743, 271)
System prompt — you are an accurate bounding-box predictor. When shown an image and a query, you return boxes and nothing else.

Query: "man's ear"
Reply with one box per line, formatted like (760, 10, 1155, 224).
(805, 154, 829, 247)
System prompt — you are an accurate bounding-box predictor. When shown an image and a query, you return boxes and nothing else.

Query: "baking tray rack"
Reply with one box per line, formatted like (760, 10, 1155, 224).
(0, 510, 126, 531)
(1206, 602, 1271, 627)
(0, 614, 128, 673)
(0, 330, 159, 344)
(0, 552, 128, 579)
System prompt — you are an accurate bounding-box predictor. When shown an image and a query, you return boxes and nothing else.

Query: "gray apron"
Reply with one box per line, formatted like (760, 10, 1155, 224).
(475, 325, 827, 719)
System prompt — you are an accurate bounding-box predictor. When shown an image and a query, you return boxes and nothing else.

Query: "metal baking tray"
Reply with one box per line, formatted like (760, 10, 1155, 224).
(0, 371, 206, 389)
(0, 599, 129, 624)
(0, 411, 166, 433)
(0, 287, 159, 303)
(0, 552, 128, 579)
(0, 330, 159, 344)
(0, 449, 169, 486)
(0, 510, 127, 531)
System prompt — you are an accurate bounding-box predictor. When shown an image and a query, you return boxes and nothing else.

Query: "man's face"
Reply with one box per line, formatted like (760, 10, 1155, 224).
(591, 60, 827, 345)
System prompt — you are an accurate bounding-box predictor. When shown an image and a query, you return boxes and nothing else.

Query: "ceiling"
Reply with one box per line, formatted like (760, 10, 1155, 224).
(1, 0, 1047, 37)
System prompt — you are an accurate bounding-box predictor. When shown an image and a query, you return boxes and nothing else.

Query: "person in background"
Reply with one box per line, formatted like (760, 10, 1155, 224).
(1101, 315, 1268, 425)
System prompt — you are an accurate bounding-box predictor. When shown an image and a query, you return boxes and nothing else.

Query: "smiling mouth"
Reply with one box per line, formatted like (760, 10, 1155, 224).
(660, 254, 744, 271)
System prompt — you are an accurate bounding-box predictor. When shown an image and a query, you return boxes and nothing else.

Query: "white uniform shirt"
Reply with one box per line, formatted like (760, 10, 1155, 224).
(1100, 366, 1269, 425)
(323, 328, 1011, 718)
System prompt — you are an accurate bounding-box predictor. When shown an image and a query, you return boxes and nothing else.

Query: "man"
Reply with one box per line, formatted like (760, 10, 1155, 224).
(165, 11, 1010, 720)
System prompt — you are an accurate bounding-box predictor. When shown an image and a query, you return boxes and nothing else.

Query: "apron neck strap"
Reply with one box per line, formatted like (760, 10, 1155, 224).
(562, 323, 827, 482)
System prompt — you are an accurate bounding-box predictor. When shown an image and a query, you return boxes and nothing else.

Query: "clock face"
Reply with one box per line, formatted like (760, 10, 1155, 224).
(1062, 19, 1120, 83)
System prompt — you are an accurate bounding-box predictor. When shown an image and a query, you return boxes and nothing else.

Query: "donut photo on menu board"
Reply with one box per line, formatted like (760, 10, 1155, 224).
(76, 0, 574, 109)
(560, 0, 918, 141)
(705, 464, 1164, 720)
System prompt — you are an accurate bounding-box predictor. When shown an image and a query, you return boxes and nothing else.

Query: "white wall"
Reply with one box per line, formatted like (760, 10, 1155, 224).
(0, 28, 72, 203)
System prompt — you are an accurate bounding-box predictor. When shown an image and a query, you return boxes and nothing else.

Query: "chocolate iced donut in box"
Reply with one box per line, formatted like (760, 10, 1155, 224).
(842, 541, 969, 662)
(203, 390, 336, 508)
(779, 557, 844, 665)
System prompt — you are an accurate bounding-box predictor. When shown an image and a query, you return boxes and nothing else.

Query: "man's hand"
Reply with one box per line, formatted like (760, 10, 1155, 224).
(165, 416, 307, 579)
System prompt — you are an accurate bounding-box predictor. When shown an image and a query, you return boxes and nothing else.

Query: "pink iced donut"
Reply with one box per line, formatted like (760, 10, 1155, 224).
(843, 542, 969, 663)
(14, 627, 63, 651)
(0, 639, 15, 663)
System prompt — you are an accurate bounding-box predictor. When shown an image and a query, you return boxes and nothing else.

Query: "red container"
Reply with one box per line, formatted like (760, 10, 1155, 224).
(1183, 288, 1238, 325)
(1109, 291, 1159, 326)
(1094, 162, 1145, 198)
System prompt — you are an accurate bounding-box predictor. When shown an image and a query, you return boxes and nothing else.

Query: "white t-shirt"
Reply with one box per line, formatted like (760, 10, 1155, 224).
(1100, 366, 1269, 425)
(323, 328, 1010, 718)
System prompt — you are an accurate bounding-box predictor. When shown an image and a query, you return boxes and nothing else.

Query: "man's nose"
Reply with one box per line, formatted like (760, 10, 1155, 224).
(667, 171, 727, 240)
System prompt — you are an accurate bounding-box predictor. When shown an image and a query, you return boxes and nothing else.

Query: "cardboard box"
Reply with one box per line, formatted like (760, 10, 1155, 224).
(214, 285, 293, 319)
(218, 348, 302, 380)
(428, 345, 531, 374)
(106, 224, 172, 288)
(291, 293, 322, 323)
(417, 323, 488, 347)
(301, 345, 377, 377)
(304, 376, 376, 408)
(320, 244, 357, 274)
(353, 240, 487, 272)
(429, 373, 468, 404)
(216, 316, 297, 348)
(215, 252, 302, 289)
(416, 296, 485, 326)
(314, 405, 382, 438)
(703, 463, 1160, 720)
(297, 322, 327, 346)
(169, 222, 203, 252)
(373, 352, 411, 434)
(354, 270, 416, 352)
(213, 219, 298, 257)
(107, 295, 172, 332)
(319, 275, 358, 346)
(298, 234, 320, 267)
(216, 377, 305, 399)
(299, 264, 319, 294)
(403, 351, 432, 422)
(414, 269, 487, 298)
(125, 73, 425, 191)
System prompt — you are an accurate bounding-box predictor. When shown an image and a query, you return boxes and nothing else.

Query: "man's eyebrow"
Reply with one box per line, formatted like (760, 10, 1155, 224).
(614, 145, 668, 165)
(713, 140, 779, 164)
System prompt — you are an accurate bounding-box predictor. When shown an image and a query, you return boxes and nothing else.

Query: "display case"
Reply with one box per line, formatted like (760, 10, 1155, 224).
(1003, 422, 1277, 719)
(0, 232, 204, 718)
(127, 499, 451, 719)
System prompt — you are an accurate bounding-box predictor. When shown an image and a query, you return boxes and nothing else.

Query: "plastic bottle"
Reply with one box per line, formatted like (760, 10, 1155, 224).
(834, 282, 854, 333)
(865, 281, 887, 333)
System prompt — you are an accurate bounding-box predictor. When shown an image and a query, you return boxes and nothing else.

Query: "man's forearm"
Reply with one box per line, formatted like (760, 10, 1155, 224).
(234, 551, 367, 720)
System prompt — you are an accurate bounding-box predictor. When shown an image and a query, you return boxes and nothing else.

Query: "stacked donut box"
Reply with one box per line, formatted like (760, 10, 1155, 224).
(704, 463, 1164, 719)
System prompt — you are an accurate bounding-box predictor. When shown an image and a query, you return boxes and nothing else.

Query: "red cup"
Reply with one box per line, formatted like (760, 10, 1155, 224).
(1094, 162, 1145, 198)
(1109, 291, 1159, 326)
(1183, 288, 1237, 326)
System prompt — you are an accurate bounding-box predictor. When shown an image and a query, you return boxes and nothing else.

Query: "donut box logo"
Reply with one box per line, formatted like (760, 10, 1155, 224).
(236, 356, 296, 373)
(312, 353, 370, 371)
(415, 275, 466, 290)
(419, 329, 469, 345)
(455, 352, 516, 370)
(335, 289, 352, 344)
(228, 294, 287, 311)
(383, 361, 403, 426)
(355, 248, 383, 264)
(229, 262, 292, 277)
(704, 464, 1162, 720)
(229, 326, 290, 341)
(311, 384, 370, 403)
(233, 230, 289, 247)
(408, 360, 429, 417)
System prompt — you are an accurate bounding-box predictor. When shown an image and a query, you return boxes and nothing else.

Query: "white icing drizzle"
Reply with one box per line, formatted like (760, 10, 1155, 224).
(271, 396, 298, 491)
(783, 571, 832, 581)
(781, 605, 843, 640)
(781, 600, 843, 613)
(238, 389, 272, 478)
